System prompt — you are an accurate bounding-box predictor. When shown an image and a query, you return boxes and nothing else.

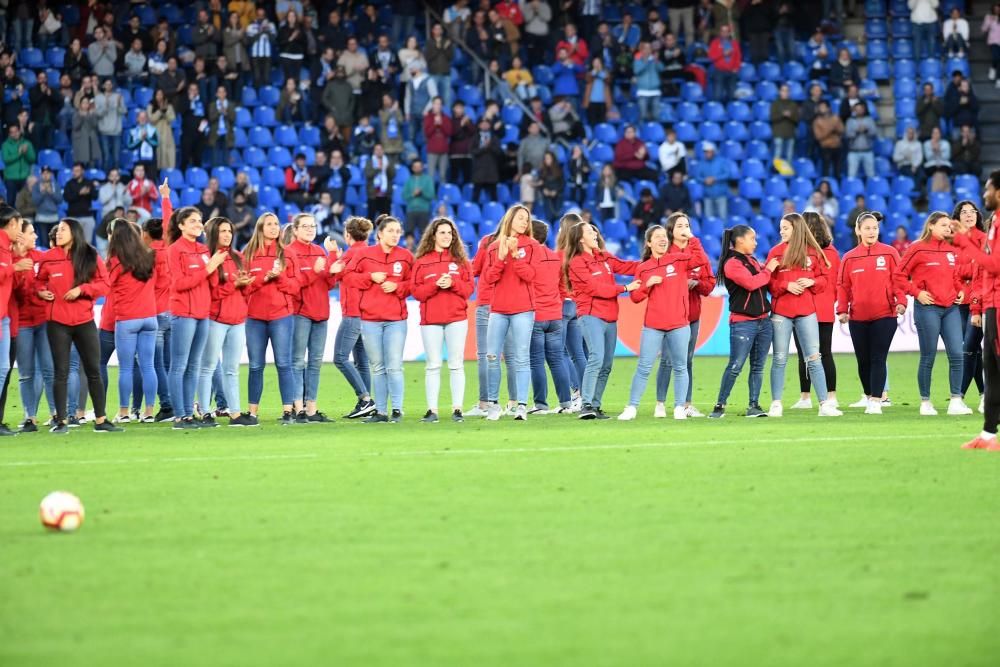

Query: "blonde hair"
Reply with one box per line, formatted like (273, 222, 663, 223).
(918, 211, 951, 242)
(780, 212, 830, 269)
(495, 204, 532, 249)
(244, 212, 284, 265)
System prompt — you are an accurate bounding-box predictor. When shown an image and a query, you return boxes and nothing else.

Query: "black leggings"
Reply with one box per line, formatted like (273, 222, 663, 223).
(960, 304, 984, 397)
(0, 335, 17, 424)
(795, 321, 836, 393)
(848, 317, 897, 398)
(983, 309, 1000, 434)
(47, 320, 106, 421)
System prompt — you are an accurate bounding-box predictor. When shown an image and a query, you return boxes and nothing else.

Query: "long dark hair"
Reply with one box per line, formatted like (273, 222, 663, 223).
(716, 224, 755, 288)
(802, 211, 832, 248)
(641, 224, 666, 261)
(108, 218, 155, 281)
(415, 217, 469, 262)
(142, 216, 165, 241)
(59, 218, 99, 286)
(205, 217, 242, 284)
(167, 206, 200, 243)
(952, 200, 984, 232)
(664, 211, 689, 246)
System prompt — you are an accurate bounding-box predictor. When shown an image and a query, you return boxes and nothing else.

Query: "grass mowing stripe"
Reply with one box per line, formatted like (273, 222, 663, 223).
(0, 453, 318, 467)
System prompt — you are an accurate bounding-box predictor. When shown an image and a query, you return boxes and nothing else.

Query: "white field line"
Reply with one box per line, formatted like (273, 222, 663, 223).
(0, 453, 318, 468)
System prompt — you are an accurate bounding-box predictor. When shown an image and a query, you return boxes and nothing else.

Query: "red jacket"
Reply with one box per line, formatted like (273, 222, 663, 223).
(671, 238, 715, 323)
(723, 255, 772, 323)
(956, 226, 986, 294)
(612, 137, 648, 171)
(208, 250, 249, 325)
(14, 249, 47, 328)
(837, 241, 903, 322)
(149, 239, 171, 314)
(334, 241, 368, 318)
(244, 241, 299, 321)
(531, 245, 568, 322)
(893, 238, 962, 307)
(631, 253, 693, 331)
(422, 113, 453, 155)
(107, 256, 158, 321)
(813, 245, 841, 323)
(410, 250, 474, 325)
(285, 239, 336, 322)
(343, 244, 413, 322)
(568, 249, 640, 322)
(482, 234, 540, 315)
(952, 213, 1000, 313)
(0, 232, 14, 322)
(167, 236, 212, 319)
(99, 291, 116, 331)
(708, 37, 742, 73)
(127, 177, 159, 213)
(472, 235, 495, 307)
(35, 247, 109, 326)
(555, 38, 589, 66)
(7, 289, 17, 337)
(765, 242, 829, 318)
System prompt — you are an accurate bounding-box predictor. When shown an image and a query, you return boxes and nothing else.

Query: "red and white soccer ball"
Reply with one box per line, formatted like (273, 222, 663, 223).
(39, 491, 85, 532)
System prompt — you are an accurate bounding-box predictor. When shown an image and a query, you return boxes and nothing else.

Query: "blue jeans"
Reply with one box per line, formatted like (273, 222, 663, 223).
(100, 134, 121, 172)
(430, 73, 452, 109)
(115, 317, 158, 410)
(69, 346, 81, 415)
(99, 328, 142, 411)
(477, 305, 516, 403)
(716, 317, 773, 406)
(771, 313, 828, 402)
(657, 321, 699, 404)
(199, 320, 245, 415)
(913, 302, 964, 399)
(0, 319, 9, 415)
(530, 319, 571, 409)
(292, 316, 328, 405)
(361, 319, 407, 414)
(638, 95, 660, 122)
(561, 300, 587, 391)
(169, 316, 209, 419)
(629, 326, 691, 407)
(847, 151, 875, 179)
(580, 315, 617, 408)
(773, 137, 795, 163)
(246, 316, 295, 407)
(703, 196, 728, 220)
(487, 311, 533, 404)
(155, 312, 172, 410)
(710, 69, 736, 102)
(16, 323, 56, 419)
(912, 21, 937, 60)
(774, 27, 796, 63)
(333, 315, 370, 398)
(212, 363, 228, 410)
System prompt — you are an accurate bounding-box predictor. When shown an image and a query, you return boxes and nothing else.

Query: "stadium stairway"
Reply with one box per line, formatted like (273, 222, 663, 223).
(970, 0, 1000, 177)
(843, 16, 900, 138)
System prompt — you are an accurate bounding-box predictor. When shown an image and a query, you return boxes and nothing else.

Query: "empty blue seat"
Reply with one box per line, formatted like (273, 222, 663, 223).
(243, 146, 268, 168)
(750, 121, 772, 141)
(758, 61, 782, 81)
(755, 81, 778, 101)
(866, 40, 889, 60)
(240, 87, 258, 108)
(458, 84, 483, 107)
(603, 218, 629, 242)
(258, 86, 280, 107)
(501, 104, 523, 127)
(253, 107, 277, 127)
(867, 176, 891, 197)
(890, 18, 912, 38)
(248, 126, 273, 148)
(268, 146, 292, 168)
(865, 20, 888, 40)
(865, 0, 886, 17)
(262, 167, 285, 189)
(741, 158, 767, 180)
(160, 168, 185, 189)
(593, 123, 618, 145)
(946, 58, 970, 77)
(259, 185, 282, 208)
(891, 194, 915, 215)
(180, 187, 200, 206)
(45, 47, 65, 68)
(274, 124, 298, 147)
(703, 102, 726, 123)
(765, 177, 789, 198)
(721, 140, 745, 161)
(502, 125, 520, 144)
(640, 122, 665, 143)
(211, 167, 235, 189)
(783, 61, 807, 82)
(19, 48, 43, 68)
(840, 177, 865, 198)
(186, 167, 209, 189)
(891, 40, 914, 60)
(894, 97, 916, 119)
(589, 143, 614, 164)
(955, 174, 980, 194)
(439, 183, 462, 203)
(738, 62, 757, 83)
(789, 177, 813, 199)
(867, 59, 890, 80)
(918, 59, 942, 81)
(761, 196, 784, 218)
(681, 82, 703, 101)
(701, 122, 723, 143)
(746, 140, 771, 162)
(482, 201, 505, 224)
(299, 125, 320, 146)
(38, 149, 62, 170)
(724, 121, 749, 142)
(678, 102, 700, 123)
(893, 60, 916, 79)
(458, 202, 482, 223)
(674, 122, 698, 144)
(739, 178, 764, 200)
(727, 101, 752, 122)
(892, 175, 917, 197)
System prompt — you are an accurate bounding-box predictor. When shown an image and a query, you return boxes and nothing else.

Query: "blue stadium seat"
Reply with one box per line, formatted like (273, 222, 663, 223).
(235, 106, 253, 129)
(889, 0, 908, 15)
(703, 102, 726, 123)
(724, 121, 749, 142)
(755, 81, 778, 101)
(241, 87, 258, 108)
(274, 125, 298, 147)
(865, 20, 888, 40)
(186, 167, 209, 189)
(211, 167, 235, 189)
(866, 40, 889, 60)
(840, 177, 865, 198)
(865, 0, 886, 17)
(894, 97, 916, 120)
(749, 121, 772, 141)
(243, 146, 268, 168)
(681, 82, 704, 102)
(501, 104, 523, 127)
(890, 18, 912, 38)
(741, 159, 767, 180)
(727, 101, 752, 123)
(678, 102, 700, 123)
(248, 126, 273, 148)
(867, 177, 891, 197)
(19, 48, 43, 68)
(262, 167, 285, 189)
(458, 84, 483, 107)
(298, 125, 320, 146)
(918, 59, 942, 81)
(789, 178, 813, 199)
(954, 174, 980, 194)
(892, 175, 917, 197)
(891, 194, 915, 215)
(482, 201, 505, 224)
(593, 123, 618, 145)
(259, 185, 282, 208)
(253, 107, 277, 127)
(721, 140, 745, 161)
(867, 60, 890, 81)
(701, 122, 723, 143)
(159, 168, 185, 189)
(746, 140, 771, 162)
(258, 86, 280, 107)
(45, 47, 65, 68)
(502, 125, 520, 144)
(783, 61, 807, 82)
(893, 60, 916, 79)
(179, 187, 200, 206)
(603, 218, 629, 242)
(640, 122, 665, 143)
(738, 178, 763, 200)
(761, 196, 784, 218)
(674, 122, 698, 144)
(758, 61, 781, 81)
(268, 147, 292, 168)
(38, 149, 62, 171)
(458, 201, 482, 224)
(657, 104, 676, 124)
(945, 58, 970, 77)
(765, 177, 789, 198)
(738, 62, 757, 83)
(891, 40, 914, 60)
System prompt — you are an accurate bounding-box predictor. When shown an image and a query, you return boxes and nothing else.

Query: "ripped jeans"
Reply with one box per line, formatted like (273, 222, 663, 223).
(770, 313, 828, 403)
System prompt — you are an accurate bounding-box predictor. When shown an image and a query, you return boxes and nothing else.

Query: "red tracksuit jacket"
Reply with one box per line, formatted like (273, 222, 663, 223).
(333, 240, 368, 318)
(167, 236, 212, 319)
(244, 241, 299, 321)
(813, 245, 841, 323)
(531, 245, 568, 322)
(35, 247, 109, 326)
(472, 234, 495, 307)
(149, 238, 172, 315)
(631, 253, 693, 331)
(410, 250, 474, 325)
(15, 249, 47, 328)
(953, 212, 1000, 314)
(208, 250, 249, 325)
(285, 239, 337, 321)
(893, 238, 962, 307)
(765, 242, 829, 318)
(482, 234, 539, 315)
(568, 249, 639, 322)
(671, 237, 715, 323)
(343, 244, 413, 322)
(0, 232, 14, 322)
(723, 254, 772, 323)
(837, 242, 903, 321)
(107, 257, 158, 321)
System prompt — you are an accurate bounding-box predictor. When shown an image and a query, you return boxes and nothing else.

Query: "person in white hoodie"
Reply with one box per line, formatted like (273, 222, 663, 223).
(892, 126, 924, 180)
(909, 0, 940, 60)
(942, 7, 970, 57)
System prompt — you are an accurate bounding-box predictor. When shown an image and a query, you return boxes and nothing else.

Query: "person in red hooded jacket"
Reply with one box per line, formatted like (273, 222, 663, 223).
(35, 216, 122, 434)
(893, 210, 972, 417)
(411, 217, 473, 423)
(331, 216, 375, 419)
(242, 212, 302, 425)
(469, 226, 517, 417)
(837, 211, 905, 415)
(0, 205, 29, 436)
(343, 215, 413, 423)
(141, 178, 175, 422)
(528, 218, 573, 414)
(952, 200, 987, 412)
(654, 213, 715, 418)
(765, 212, 842, 418)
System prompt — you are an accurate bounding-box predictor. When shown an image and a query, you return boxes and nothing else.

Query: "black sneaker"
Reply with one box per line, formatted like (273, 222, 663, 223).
(172, 418, 199, 430)
(708, 404, 725, 419)
(229, 412, 259, 427)
(0, 423, 18, 436)
(49, 421, 69, 434)
(295, 410, 310, 424)
(745, 403, 768, 418)
(345, 398, 376, 419)
(94, 421, 124, 433)
(154, 408, 175, 423)
(214, 409, 228, 418)
(363, 412, 389, 423)
(307, 411, 333, 423)
(390, 409, 403, 423)
(578, 404, 597, 420)
(452, 409, 464, 422)
(19, 419, 38, 433)
(421, 410, 439, 423)
(200, 414, 219, 428)
(67, 416, 81, 428)
(279, 411, 296, 425)
(594, 408, 610, 420)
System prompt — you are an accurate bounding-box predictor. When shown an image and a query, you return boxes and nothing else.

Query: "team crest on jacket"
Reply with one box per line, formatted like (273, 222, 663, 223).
(448, 262, 457, 272)
(201, 254, 209, 264)
(516, 248, 526, 259)
(876, 256, 886, 267)
(392, 261, 402, 275)
(947, 252, 955, 265)
(604, 262, 611, 273)
(805, 257, 813, 268)
(666, 264, 676, 275)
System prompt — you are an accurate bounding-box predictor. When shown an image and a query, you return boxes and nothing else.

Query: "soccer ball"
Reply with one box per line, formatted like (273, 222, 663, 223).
(39, 491, 85, 532)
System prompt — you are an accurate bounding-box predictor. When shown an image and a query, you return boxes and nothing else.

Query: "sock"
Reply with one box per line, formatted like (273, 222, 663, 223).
(979, 431, 997, 441)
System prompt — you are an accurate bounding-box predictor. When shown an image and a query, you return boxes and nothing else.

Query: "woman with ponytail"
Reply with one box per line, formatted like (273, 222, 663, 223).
(837, 211, 905, 414)
(332, 216, 375, 419)
(143, 178, 174, 421)
(764, 213, 842, 417)
(952, 200, 986, 412)
(555, 213, 586, 410)
(528, 218, 573, 414)
(13, 220, 56, 432)
(654, 212, 715, 418)
(564, 221, 640, 419)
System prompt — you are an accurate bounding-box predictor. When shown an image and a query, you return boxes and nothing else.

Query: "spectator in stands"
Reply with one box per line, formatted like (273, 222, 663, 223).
(424, 97, 453, 183)
(630, 188, 664, 236)
(660, 33, 689, 93)
(178, 83, 208, 169)
(658, 128, 687, 177)
(770, 84, 801, 164)
(71, 98, 101, 170)
(668, 0, 697, 45)
(57, 74, 76, 136)
(230, 170, 258, 209)
(503, 56, 537, 101)
(838, 84, 864, 123)
(322, 67, 357, 142)
(828, 48, 859, 98)
(246, 6, 277, 87)
(804, 190, 837, 222)
(404, 63, 438, 144)
(2, 125, 35, 201)
(694, 142, 729, 220)
(696, 0, 716, 44)
(774, 1, 797, 64)
(354, 3, 381, 45)
(148, 40, 169, 80)
(191, 57, 217, 107)
(595, 164, 627, 221)
(372, 34, 401, 85)
(223, 12, 250, 83)
(910, 0, 939, 61)
(522, 0, 552, 65)
(471, 118, 503, 203)
(845, 102, 876, 180)
(99, 168, 130, 219)
(377, 95, 405, 165)
(707, 23, 741, 103)
(952, 125, 982, 176)
(812, 100, 844, 180)
(581, 58, 613, 127)
(556, 23, 589, 66)
(15, 174, 36, 221)
(807, 28, 831, 79)
(158, 57, 187, 108)
(801, 83, 825, 161)
(194, 9, 221, 62)
(402, 160, 435, 240)
(613, 125, 656, 183)
(147, 90, 177, 174)
(985, 4, 1000, 87)
(552, 47, 584, 107)
(94, 79, 126, 173)
(892, 225, 912, 254)
(613, 12, 640, 49)
(227, 191, 255, 245)
(517, 122, 550, 176)
(64, 38, 89, 86)
(88, 27, 118, 80)
(567, 145, 591, 204)
(446, 101, 475, 187)
(943, 7, 970, 58)
(195, 188, 223, 222)
(944, 77, 979, 136)
(63, 163, 97, 242)
(277, 11, 307, 82)
(444, 0, 472, 42)
(29, 72, 58, 151)
(916, 83, 944, 141)
(73, 75, 97, 115)
(893, 126, 925, 181)
(424, 24, 455, 109)
(33, 167, 61, 241)
(352, 115, 377, 157)
(285, 153, 315, 207)
(536, 151, 565, 221)
(397, 36, 425, 88)
(659, 170, 693, 216)
(846, 195, 866, 232)
(123, 38, 149, 88)
(365, 144, 395, 219)
(634, 42, 665, 122)
(127, 111, 159, 178)
(319, 9, 349, 53)
(712, 0, 741, 39)
(742, 0, 773, 65)
(923, 126, 952, 176)
(126, 165, 159, 218)
(323, 149, 350, 216)
(548, 97, 583, 144)
(278, 77, 310, 124)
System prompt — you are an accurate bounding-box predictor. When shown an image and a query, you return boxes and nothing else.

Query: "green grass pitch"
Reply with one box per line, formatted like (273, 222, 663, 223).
(1, 352, 998, 666)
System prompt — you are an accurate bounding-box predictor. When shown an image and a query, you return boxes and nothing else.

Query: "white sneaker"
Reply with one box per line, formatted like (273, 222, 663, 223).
(685, 405, 705, 418)
(849, 395, 869, 408)
(112, 414, 131, 424)
(570, 394, 582, 412)
(979, 395, 985, 414)
(995, 79, 1000, 90)
(527, 406, 547, 414)
(882, 397, 892, 407)
(514, 404, 528, 420)
(920, 402, 938, 416)
(865, 399, 883, 415)
(818, 401, 843, 417)
(990, 67, 996, 80)
(790, 398, 813, 409)
(653, 403, 667, 418)
(465, 405, 488, 417)
(768, 401, 783, 417)
(947, 398, 973, 416)
(618, 405, 637, 421)
(827, 397, 839, 409)
(673, 405, 687, 420)
(486, 403, 502, 421)
(502, 404, 516, 416)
